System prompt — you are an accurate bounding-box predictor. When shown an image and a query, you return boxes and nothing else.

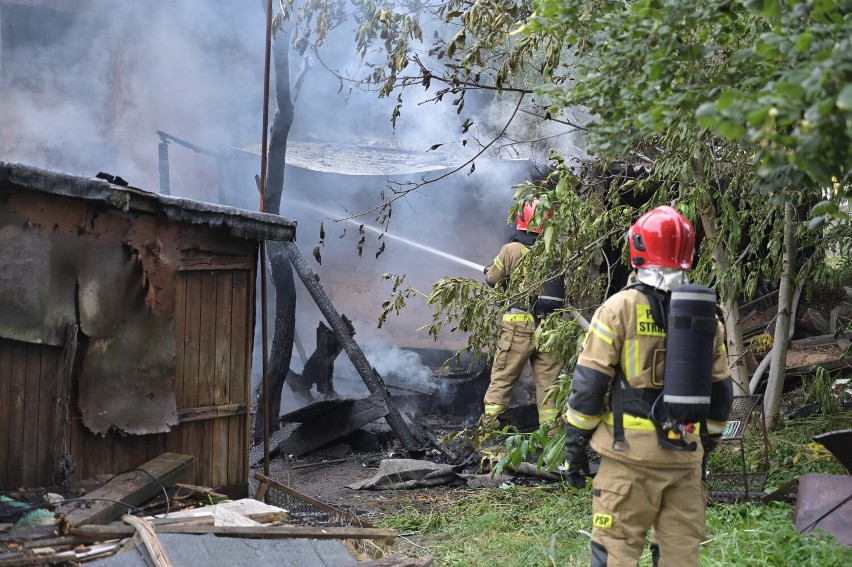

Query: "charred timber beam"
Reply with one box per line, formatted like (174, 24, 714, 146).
(52, 323, 80, 488)
(271, 396, 388, 458)
(282, 240, 421, 451)
(71, 524, 397, 543)
(56, 453, 194, 531)
(156, 131, 228, 159)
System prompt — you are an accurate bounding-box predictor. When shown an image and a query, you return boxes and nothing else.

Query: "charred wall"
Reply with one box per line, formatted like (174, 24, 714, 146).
(0, 180, 258, 491)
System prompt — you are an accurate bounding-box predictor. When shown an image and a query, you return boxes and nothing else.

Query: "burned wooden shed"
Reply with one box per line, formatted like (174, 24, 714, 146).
(0, 161, 295, 494)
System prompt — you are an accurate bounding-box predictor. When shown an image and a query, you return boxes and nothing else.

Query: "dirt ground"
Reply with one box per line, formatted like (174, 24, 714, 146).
(249, 417, 487, 525)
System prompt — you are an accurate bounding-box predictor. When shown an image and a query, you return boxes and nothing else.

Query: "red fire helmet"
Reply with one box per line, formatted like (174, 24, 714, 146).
(628, 205, 695, 270)
(516, 199, 551, 234)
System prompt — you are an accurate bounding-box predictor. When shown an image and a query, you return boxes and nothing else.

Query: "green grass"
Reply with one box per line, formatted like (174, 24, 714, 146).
(376, 410, 852, 566)
(703, 502, 852, 566)
(378, 487, 852, 566)
(379, 485, 596, 566)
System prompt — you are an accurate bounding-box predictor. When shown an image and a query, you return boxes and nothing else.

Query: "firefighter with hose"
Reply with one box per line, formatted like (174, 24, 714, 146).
(561, 205, 733, 567)
(480, 198, 566, 431)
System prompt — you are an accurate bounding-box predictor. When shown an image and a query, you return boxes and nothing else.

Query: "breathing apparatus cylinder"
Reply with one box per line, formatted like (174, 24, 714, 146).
(662, 284, 718, 424)
(533, 272, 565, 318)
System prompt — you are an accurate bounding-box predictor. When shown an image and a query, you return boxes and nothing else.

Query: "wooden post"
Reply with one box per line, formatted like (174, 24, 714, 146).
(283, 240, 421, 451)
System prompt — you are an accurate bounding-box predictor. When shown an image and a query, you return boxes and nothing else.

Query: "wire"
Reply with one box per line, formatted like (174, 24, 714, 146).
(0, 467, 171, 521)
(54, 497, 151, 516)
(98, 468, 171, 518)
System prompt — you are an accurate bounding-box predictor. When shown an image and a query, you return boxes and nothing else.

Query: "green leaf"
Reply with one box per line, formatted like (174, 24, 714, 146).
(837, 84, 852, 111)
(747, 107, 770, 127)
(810, 200, 839, 217)
(807, 216, 826, 231)
(542, 226, 555, 252)
(717, 120, 747, 140)
(695, 103, 719, 127)
(718, 90, 740, 110)
(776, 82, 804, 99)
(795, 31, 812, 53)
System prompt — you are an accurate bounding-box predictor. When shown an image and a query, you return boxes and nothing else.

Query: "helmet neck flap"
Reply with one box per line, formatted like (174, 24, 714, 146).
(636, 267, 688, 292)
(514, 230, 538, 247)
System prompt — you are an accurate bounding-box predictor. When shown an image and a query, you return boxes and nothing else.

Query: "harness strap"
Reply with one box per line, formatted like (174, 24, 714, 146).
(611, 376, 627, 451)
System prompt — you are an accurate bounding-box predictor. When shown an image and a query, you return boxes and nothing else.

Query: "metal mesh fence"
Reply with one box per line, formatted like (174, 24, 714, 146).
(254, 473, 373, 528)
(705, 395, 770, 503)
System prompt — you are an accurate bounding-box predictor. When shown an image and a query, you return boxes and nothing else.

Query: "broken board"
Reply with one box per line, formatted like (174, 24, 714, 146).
(250, 396, 388, 465)
(57, 453, 194, 530)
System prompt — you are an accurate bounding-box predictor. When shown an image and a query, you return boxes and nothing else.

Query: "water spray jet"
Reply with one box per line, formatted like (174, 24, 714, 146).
(291, 199, 487, 273)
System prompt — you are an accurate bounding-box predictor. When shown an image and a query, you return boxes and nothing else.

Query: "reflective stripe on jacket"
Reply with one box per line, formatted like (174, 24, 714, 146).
(486, 242, 530, 288)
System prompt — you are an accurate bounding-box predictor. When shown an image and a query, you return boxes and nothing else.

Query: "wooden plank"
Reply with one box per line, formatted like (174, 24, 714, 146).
(77, 426, 111, 481)
(229, 269, 251, 487)
(177, 403, 247, 423)
(8, 341, 27, 489)
(112, 439, 132, 484)
(178, 256, 252, 271)
(56, 453, 194, 529)
(0, 340, 12, 489)
(121, 515, 172, 567)
(68, 355, 85, 483)
(790, 333, 851, 349)
(786, 356, 852, 377)
(51, 326, 78, 489)
(36, 346, 60, 486)
(22, 345, 42, 486)
(165, 271, 189, 456)
(212, 271, 233, 487)
(196, 270, 218, 487)
(147, 433, 167, 463)
(182, 271, 203, 485)
(135, 434, 155, 476)
(92, 429, 112, 478)
(72, 524, 396, 543)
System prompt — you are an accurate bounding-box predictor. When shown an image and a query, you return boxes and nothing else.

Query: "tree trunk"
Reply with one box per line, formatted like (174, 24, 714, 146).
(252, 29, 297, 445)
(283, 240, 421, 451)
(691, 153, 750, 396)
(698, 206, 750, 396)
(764, 202, 796, 429)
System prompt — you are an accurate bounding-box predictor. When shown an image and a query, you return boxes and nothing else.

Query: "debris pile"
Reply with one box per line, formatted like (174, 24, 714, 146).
(0, 453, 435, 566)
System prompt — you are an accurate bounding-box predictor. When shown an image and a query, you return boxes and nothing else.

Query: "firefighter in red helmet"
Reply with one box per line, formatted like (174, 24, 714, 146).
(562, 205, 733, 567)
(481, 199, 566, 431)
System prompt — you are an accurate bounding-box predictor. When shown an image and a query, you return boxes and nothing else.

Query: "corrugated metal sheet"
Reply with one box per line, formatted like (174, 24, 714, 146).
(237, 141, 473, 176)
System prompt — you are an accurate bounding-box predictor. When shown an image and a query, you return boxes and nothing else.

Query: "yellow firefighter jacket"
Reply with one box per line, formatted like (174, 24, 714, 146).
(564, 286, 732, 468)
(486, 241, 530, 291)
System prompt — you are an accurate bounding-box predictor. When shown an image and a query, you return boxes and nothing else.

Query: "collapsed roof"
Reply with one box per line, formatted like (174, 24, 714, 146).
(237, 140, 500, 176)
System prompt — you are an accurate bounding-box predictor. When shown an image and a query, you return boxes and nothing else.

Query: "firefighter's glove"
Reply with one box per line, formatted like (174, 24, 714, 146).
(563, 450, 588, 489)
(562, 426, 592, 489)
(483, 264, 491, 276)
